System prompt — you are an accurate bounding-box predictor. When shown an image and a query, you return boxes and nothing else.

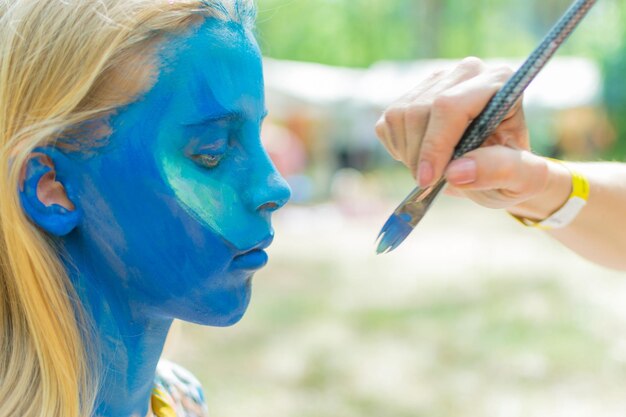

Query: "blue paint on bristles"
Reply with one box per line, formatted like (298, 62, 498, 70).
(376, 213, 413, 254)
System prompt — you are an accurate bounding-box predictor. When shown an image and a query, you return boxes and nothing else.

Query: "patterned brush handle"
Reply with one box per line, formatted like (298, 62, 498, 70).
(452, 0, 596, 159)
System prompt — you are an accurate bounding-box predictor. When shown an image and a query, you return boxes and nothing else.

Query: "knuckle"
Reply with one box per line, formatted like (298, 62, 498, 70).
(404, 102, 429, 123)
(489, 66, 514, 90)
(491, 80, 506, 91)
(460, 56, 483, 66)
(374, 118, 388, 139)
(491, 65, 514, 83)
(426, 68, 447, 82)
(382, 106, 406, 125)
(458, 56, 485, 75)
(431, 94, 456, 113)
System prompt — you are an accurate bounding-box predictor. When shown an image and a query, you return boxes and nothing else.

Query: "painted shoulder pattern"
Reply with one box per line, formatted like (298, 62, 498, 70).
(152, 359, 209, 417)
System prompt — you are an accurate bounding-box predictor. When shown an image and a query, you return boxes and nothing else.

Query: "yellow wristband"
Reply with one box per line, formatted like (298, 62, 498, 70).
(512, 159, 589, 230)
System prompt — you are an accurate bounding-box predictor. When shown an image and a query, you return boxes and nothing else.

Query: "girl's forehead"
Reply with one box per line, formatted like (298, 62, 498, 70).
(162, 17, 260, 71)
(147, 18, 264, 119)
(105, 17, 264, 131)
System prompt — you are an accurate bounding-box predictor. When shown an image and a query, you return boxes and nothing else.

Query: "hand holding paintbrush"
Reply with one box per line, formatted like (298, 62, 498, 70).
(375, 0, 596, 254)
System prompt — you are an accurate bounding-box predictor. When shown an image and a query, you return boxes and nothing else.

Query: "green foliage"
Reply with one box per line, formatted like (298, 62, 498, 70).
(255, 0, 624, 67)
(603, 31, 626, 158)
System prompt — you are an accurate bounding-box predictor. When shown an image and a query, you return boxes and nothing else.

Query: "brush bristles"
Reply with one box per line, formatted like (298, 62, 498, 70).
(375, 213, 414, 254)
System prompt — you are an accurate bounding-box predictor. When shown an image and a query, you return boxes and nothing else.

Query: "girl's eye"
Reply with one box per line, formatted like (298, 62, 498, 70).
(191, 153, 223, 169)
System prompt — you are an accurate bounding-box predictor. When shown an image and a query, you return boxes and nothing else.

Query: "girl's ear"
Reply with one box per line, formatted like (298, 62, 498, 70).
(19, 147, 82, 237)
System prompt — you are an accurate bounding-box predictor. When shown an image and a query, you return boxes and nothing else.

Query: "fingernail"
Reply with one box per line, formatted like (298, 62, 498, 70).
(418, 160, 433, 187)
(446, 158, 477, 185)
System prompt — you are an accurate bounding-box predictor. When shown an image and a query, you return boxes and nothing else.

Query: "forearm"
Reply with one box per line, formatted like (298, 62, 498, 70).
(509, 160, 626, 270)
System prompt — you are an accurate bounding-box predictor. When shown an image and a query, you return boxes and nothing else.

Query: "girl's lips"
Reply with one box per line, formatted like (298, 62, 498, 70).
(231, 249, 269, 270)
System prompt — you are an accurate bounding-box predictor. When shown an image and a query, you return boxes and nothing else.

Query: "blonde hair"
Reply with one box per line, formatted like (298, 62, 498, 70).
(0, 1, 254, 416)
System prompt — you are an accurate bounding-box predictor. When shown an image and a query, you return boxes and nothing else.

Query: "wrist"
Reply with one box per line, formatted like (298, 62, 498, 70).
(507, 158, 573, 221)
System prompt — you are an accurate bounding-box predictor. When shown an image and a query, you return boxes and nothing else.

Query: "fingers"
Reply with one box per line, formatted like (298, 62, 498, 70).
(403, 103, 429, 176)
(375, 58, 521, 187)
(375, 117, 402, 161)
(445, 146, 549, 200)
(418, 65, 514, 187)
(375, 57, 485, 168)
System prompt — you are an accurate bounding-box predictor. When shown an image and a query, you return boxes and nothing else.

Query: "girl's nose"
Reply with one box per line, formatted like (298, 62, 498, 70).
(245, 155, 291, 213)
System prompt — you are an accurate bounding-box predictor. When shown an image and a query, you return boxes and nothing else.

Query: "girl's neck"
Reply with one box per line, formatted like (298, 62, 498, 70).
(63, 241, 173, 417)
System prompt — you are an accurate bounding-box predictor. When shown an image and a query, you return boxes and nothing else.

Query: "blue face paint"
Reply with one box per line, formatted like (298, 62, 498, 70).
(67, 17, 290, 323)
(23, 18, 291, 417)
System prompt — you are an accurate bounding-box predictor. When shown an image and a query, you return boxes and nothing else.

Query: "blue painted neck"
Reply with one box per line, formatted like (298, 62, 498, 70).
(62, 235, 171, 417)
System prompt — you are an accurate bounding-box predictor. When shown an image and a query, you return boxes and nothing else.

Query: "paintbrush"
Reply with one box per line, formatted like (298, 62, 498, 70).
(376, 0, 597, 254)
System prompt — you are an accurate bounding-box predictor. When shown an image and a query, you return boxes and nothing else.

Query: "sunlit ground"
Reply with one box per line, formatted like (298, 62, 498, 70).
(165, 173, 626, 417)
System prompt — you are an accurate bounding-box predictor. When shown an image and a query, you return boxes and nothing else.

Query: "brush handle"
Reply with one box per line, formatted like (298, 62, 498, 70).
(452, 0, 596, 159)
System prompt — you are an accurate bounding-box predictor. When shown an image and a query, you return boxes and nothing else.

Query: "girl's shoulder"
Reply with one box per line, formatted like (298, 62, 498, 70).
(152, 359, 209, 417)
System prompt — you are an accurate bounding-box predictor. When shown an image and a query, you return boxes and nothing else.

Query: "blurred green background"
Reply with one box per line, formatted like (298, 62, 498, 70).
(165, 1, 626, 416)
(255, 0, 623, 67)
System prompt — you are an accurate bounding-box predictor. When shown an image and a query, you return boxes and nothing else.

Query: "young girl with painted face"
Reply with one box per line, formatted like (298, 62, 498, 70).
(0, 1, 290, 416)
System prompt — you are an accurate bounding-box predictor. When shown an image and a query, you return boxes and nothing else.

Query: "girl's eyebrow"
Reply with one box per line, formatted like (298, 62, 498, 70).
(182, 109, 269, 127)
(182, 112, 243, 127)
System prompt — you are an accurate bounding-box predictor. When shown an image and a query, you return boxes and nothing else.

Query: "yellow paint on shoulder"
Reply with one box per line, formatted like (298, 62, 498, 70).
(151, 387, 177, 417)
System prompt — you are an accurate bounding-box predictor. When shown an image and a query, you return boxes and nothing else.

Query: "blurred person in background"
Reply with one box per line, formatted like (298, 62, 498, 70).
(376, 57, 626, 271)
